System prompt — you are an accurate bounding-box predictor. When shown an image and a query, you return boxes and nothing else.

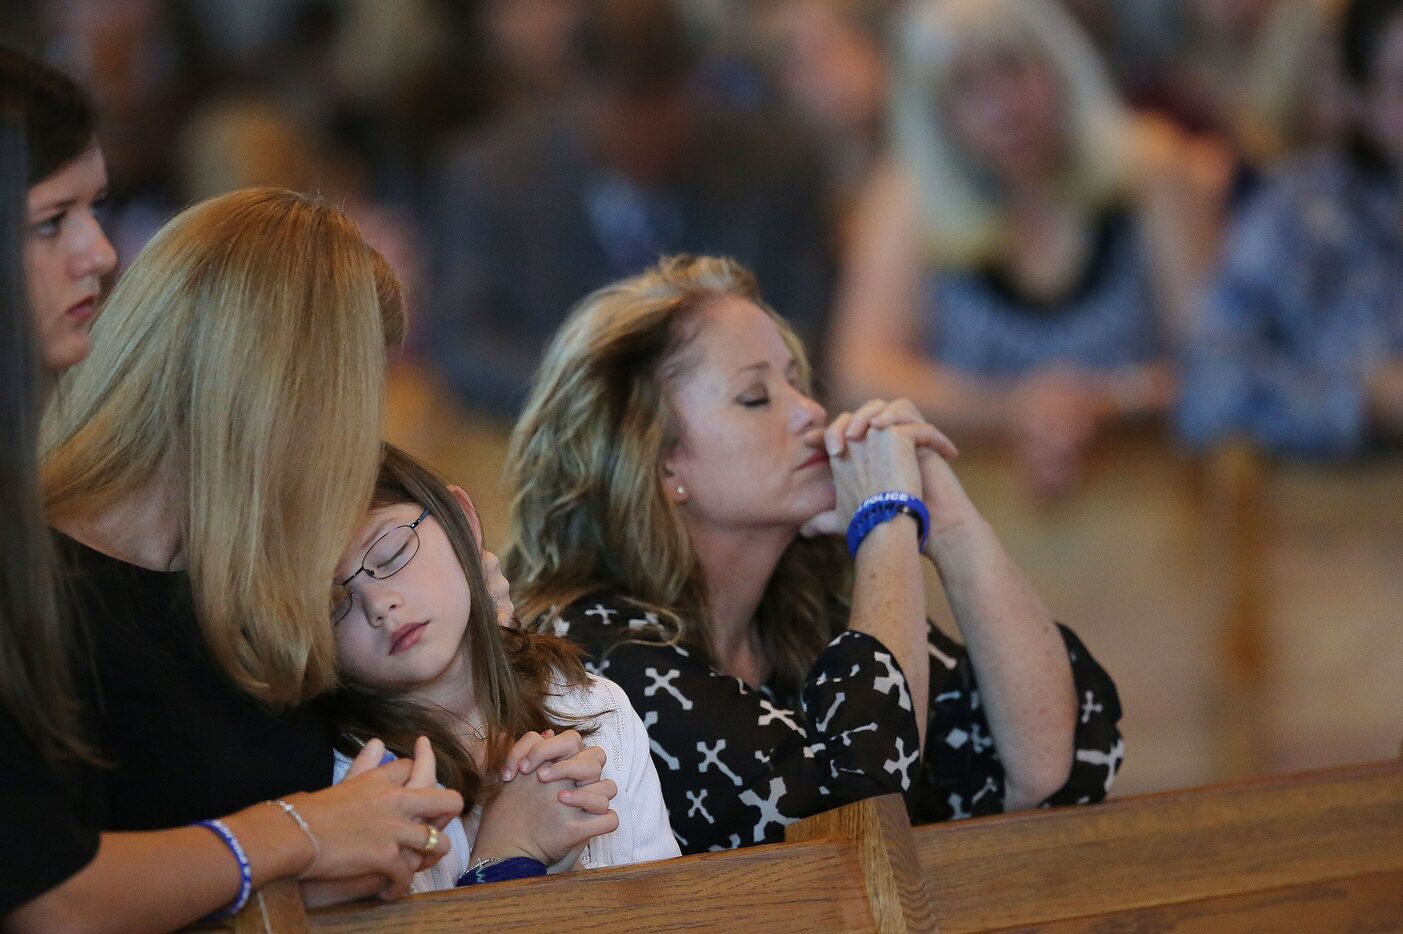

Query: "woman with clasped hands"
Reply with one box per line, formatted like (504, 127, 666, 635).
(506, 255, 1125, 854)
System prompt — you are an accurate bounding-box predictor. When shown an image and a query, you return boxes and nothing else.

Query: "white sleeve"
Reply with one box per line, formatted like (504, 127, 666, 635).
(331, 749, 352, 784)
(593, 676, 681, 864)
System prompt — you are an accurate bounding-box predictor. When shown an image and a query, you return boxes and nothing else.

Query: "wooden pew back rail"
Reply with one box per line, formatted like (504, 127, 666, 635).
(208, 757, 1403, 933)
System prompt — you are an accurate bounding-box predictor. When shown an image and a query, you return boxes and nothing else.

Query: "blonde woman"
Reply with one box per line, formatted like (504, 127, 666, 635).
(506, 255, 1122, 855)
(830, 0, 1219, 496)
(19, 189, 591, 929)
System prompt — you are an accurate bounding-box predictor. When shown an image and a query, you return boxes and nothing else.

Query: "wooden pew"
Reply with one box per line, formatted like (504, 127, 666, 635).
(226, 801, 894, 932)
(1203, 440, 1272, 779)
(916, 757, 1403, 932)
(212, 757, 1403, 933)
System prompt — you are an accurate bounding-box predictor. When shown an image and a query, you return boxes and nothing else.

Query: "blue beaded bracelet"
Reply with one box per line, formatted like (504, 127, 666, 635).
(196, 818, 253, 920)
(457, 855, 548, 886)
(846, 491, 930, 557)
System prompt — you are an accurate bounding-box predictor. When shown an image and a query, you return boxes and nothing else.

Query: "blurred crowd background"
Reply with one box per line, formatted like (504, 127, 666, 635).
(6, 0, 1401, 795)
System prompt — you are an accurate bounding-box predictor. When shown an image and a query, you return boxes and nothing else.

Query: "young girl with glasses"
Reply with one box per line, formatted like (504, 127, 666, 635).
(329, 445, 679, 888)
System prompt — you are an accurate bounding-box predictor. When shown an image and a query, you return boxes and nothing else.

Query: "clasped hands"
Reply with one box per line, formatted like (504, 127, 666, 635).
(473, 728, 619, 871)
(303, 729, 615, 905)
(801, 398, 974, 545)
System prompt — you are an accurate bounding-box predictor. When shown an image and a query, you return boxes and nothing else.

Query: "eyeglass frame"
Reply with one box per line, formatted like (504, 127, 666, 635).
(331, 506, 430, 624)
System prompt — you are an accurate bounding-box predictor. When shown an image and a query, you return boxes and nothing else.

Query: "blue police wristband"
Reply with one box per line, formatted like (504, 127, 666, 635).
(846, 491, 930, 557)
(458, 855, 548, 886)
(195, 818, 253, 920)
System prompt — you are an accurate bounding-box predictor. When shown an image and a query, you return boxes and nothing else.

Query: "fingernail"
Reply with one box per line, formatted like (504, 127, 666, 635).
(502, 768, 514, 781)
(538, 766, 553, 781)
(518, 758, 531, 773)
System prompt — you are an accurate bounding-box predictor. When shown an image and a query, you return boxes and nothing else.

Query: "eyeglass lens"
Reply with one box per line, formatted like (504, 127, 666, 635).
(331, 524, 421, 623)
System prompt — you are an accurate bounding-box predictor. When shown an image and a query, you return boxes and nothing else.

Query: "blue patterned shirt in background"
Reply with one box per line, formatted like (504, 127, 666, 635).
(1178, 150, 1403, 458)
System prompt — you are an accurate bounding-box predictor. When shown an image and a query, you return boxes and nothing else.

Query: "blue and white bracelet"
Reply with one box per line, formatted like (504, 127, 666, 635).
(457, 855, 547, 886)
(846, 491, 930, 557)
(195, 818, 253, 920)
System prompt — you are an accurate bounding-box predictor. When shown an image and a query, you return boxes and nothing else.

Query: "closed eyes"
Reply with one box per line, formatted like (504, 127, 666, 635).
(30, 212, 64, 238)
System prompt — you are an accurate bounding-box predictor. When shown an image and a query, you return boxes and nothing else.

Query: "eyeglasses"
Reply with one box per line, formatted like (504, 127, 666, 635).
(331, 506, 430, 624)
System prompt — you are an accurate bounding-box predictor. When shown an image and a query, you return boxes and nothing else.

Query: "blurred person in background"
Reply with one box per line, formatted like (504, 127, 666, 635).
(39, 0, 491, 255)
(0, 1, 40, 51)
(747, 0, 891, 247)
(478, 0, 583, 112)
(829, 0, 1219, 497)
(36, 0, 204, 265)
(1179, 0, 1403, 458)
(1096, 0, 1345, 201)
(2, 46, 117, 373)
(421, 0, 832, 420)
(177, 93, 425, 310)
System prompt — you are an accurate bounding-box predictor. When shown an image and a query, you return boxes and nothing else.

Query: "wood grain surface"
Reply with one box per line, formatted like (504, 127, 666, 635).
(206, 755, 1403, 933)
(916, 758, 1403, 932)
(787, 794, 935, 932)
(305, 838, 872, 933)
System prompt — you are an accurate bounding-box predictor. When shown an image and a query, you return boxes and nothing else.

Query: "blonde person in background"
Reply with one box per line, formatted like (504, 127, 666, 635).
(830, 0, 1220, 497)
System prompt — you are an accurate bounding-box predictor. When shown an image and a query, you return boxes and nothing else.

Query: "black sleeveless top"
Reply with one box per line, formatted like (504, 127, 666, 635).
(55, 533, 335, 832)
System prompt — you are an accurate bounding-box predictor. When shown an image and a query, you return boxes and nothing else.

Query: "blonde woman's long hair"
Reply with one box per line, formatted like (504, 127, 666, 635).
(42, 188, 405, 707)
(891, 0, 1134, 266)
(505, 255, 847, 696)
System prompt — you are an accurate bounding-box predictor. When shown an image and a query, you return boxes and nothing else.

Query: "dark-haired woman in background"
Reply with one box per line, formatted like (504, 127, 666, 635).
(1, 47, 117, 373)
(0, 99, 102, 929)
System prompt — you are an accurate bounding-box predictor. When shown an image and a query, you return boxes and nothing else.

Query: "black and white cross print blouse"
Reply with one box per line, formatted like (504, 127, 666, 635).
(549, 595, 1123, 855)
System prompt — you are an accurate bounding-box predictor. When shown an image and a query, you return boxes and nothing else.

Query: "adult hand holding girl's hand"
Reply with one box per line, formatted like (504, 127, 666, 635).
(295, 737, 462, 902)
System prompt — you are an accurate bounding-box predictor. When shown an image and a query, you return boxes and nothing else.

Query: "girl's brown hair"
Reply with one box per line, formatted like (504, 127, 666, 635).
(505, 255, 849, 697)
(332, 444, 592, 804)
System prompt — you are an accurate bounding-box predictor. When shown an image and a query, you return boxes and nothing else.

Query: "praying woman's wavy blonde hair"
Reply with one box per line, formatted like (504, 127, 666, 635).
(505, 255, 848, 696)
